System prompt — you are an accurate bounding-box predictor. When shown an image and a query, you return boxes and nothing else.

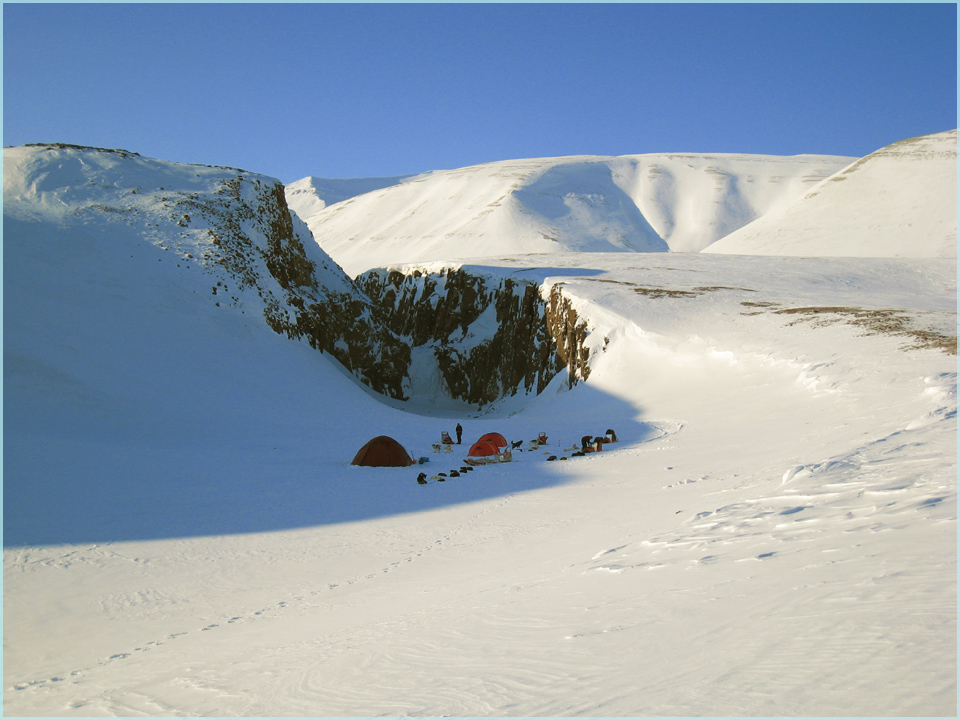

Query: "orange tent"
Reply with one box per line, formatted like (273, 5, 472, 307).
(351, 436, 415, 467)
(468, 439, 501, 457)
(477, 432, 507, 449)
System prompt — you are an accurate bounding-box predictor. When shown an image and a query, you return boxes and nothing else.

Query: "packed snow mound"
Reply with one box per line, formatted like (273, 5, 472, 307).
(704, 130, 958, 258)
(285, 174, 411, 225)
(295, 152, 853, 276)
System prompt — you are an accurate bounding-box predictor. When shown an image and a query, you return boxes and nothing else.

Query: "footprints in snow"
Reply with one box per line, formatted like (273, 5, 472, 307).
(11, 634, 183, 695)
(11, 495, 522, 696)
(663, 473, 726, 489)
(589, 441, 951, 579)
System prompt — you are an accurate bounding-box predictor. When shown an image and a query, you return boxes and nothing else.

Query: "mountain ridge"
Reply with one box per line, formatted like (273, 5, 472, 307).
(3, 143, 413, 400)
(288, 150, 856, 275)
(704, 129, 957, 257)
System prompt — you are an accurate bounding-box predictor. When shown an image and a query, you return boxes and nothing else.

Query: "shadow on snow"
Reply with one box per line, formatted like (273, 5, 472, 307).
(4, 380, 653, 547)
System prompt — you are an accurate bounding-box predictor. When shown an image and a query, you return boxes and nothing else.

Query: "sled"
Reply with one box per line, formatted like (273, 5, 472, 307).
(464, 449, 513, 466)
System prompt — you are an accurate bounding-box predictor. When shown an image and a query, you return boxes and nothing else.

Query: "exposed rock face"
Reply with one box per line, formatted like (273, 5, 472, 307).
(357, 266, 589, 405)
(3, 143, 412, 400)
(165, 174, 412, 399)
(544, 284, 592, 385)
(6, 143, 595, 407)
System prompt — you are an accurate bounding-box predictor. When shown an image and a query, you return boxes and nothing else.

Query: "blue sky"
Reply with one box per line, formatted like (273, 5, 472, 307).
(3, 3, 957, 182)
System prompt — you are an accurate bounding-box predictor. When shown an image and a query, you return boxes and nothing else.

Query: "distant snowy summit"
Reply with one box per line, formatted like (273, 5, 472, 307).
(288, 130, 957, 275)
(285, 174, 412, 223)
(287, 151, 855, 275)
(705, 129, 957, 258)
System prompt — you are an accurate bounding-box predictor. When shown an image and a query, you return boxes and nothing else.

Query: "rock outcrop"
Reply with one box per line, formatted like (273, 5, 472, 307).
(3, 143, 412, 399)
(163, 172, 411, 398)
(357, 266, 589, 406)
(5, 144, 596, 408)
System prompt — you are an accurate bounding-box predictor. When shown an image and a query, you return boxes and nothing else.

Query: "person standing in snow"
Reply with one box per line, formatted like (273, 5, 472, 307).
(456, 423, 463, 444)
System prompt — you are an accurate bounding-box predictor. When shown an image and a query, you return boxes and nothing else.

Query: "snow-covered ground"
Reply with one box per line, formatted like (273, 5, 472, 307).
(4, 141, 957, 716)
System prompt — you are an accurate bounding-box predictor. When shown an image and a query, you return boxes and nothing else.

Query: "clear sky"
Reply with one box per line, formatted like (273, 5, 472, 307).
(3, 3, 957, 183)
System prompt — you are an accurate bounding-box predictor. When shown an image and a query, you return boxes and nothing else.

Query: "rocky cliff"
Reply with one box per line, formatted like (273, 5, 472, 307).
(5, 143, 595, 408)
(3, 143, 412, 400)
(357, 266, 589, 406)
(162, 170, 411, 398)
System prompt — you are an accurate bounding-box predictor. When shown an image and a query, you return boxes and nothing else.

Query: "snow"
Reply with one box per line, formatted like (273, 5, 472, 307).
(3, 141, 957, 716)
(705, 130, 957, 258)
(294, 152, 854, 276)
(284, 174, 412, 226)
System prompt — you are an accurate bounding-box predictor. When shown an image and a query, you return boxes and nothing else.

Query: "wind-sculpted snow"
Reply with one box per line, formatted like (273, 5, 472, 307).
(292, 152, 853, 275)
(3, 143, 956, 716)
(705, 129, 957, 257)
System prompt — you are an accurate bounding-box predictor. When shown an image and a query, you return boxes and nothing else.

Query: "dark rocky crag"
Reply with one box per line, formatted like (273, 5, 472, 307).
(13, 144, 590, 406)
(163, 173, 413, 399)
(357, 267, 590, 406)
(544, 284, 592, 386)
(151, 163, 585, 406)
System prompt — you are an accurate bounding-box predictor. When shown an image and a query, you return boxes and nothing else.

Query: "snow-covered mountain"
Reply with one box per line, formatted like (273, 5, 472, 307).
(285, 174, 411, 224)
(4, 139, 956, 716)
(705, 129, 958, 257)
(291, 152, 854, 276)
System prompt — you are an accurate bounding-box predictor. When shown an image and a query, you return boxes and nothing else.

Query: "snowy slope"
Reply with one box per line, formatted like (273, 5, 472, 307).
(4, 144, 956, 716)
(3, 145, 375, 457)
(3, 143, 415, 398)
(296, 152, 853, 276)
(284, 174, 411, 225)
(705, 129, 958, 257)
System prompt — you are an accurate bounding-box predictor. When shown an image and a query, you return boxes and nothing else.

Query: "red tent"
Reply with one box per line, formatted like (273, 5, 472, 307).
(351, 436, 415, 467)
(476, 432, 507, 449)
(468, 439, 501, 457)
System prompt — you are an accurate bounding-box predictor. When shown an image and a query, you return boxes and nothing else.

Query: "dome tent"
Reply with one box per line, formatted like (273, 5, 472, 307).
(351, 436, 416, 467)
(468, 439, 501, 457)
(476, 432, 508, 449)
(465, 436, 513, 466)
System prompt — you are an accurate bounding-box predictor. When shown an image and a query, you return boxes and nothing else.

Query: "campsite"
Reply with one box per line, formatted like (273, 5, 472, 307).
(3, 15, 955, 708)
(351, 426, 619, 478)
(4, 138, 956, 715)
